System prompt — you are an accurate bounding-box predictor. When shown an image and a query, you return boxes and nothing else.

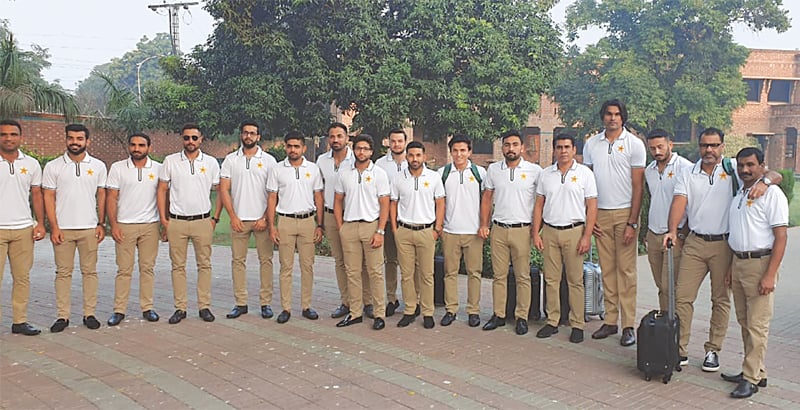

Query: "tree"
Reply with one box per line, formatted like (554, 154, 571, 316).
(554, 0, 791, 138)
(0, 24, 79, 120)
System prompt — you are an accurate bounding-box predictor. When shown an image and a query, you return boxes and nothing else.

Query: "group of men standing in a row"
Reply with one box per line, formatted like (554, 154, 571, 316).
(0, 98, 787, 399)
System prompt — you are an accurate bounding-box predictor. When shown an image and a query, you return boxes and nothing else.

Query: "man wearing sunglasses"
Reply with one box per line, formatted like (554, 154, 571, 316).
(158, 123, 222, 324)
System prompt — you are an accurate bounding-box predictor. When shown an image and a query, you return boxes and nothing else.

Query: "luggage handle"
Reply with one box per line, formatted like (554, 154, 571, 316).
(666, 238, 675, 323)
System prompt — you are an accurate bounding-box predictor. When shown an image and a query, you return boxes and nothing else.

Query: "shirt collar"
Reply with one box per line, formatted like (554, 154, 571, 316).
(180, 150, 206, 161)
(500, 159, 526, 170)
(126, 157, 153, 169)
(599, 129, 631, 141)
(648, 152, 679, 170)
(235, 146, 264, 158)
(324, 146, 353, 161)
(549, 159, 578, 172)
(383, 152, 406, 165)
(282, 156, 308, 167)
(0, 150, 25, 163)
(62, 152, 92, 164)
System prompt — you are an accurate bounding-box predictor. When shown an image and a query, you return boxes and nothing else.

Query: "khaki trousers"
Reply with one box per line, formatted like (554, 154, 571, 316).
(596, 208, 639, 328)
(646, 230, 683, 311)
(675, 233, 732, 356)
(53, 228, 98, 318)
(396, 226, 435, 316)
(731, 256, 774, 385)
(0, 227, 34, 323)
(167, 218, 214, 311)
(383, 226, 400, 303)
(231, 220, 274, 306)
(277, 215, 315, 311)
(542, 225, 585, 329)
(325, 212, 369, 307)
(340, 221, 386, 318)
(490, 225, 531, 320)
(113, 222, 160, 313)
(442, 232, 483, 315)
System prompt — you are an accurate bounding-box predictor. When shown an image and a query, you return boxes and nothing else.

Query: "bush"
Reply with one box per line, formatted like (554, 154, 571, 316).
(777, 169, 794, 204)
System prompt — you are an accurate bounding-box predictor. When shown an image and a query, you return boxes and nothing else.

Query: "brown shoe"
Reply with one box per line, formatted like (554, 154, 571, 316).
(591, 324, 619, 339)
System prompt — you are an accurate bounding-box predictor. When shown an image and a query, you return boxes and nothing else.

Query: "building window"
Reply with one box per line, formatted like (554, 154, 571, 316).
(744, 79, 762, 102)
(768, 80, 792, 103)
(787, 128, 798, 159)
(472, 139, 493, 154)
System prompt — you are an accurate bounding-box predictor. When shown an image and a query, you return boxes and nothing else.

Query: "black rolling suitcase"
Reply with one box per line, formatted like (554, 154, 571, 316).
(434, 255, 445, 306)
(636, 239, 682, 383)
(505, 264, 543, 321)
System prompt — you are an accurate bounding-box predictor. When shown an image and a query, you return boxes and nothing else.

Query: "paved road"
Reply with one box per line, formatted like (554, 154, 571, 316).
(2, 228, 800, 409)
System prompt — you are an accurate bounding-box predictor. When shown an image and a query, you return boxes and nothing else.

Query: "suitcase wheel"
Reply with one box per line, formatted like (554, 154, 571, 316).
(644, 373, 651, 382)
(584, 315, 589, 323)
(599, 312, 605, 320)
(675, 364, 682, 372)
(662, 373, 672, 384)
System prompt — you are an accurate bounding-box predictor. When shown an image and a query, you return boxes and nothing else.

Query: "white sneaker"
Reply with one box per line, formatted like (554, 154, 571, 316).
(679, 356, 689, 366)
(702, 351, 720, 372)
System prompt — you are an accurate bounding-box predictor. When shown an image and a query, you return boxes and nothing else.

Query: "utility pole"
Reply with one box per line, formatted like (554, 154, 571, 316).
(147, 1, 199, 55)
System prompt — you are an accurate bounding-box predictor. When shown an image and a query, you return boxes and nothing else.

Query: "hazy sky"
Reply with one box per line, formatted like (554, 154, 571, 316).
(3, 0, 798, 91)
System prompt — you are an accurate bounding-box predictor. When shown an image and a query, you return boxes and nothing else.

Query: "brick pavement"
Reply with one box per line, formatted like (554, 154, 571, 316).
(2, 228, 800, 409)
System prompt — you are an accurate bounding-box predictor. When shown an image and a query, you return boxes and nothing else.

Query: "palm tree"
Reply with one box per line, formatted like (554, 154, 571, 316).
(0, 32, 79, 119)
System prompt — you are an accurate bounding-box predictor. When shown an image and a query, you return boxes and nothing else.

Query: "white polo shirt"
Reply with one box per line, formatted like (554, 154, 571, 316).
(335, 161, 390, 222)
(674, 158, 742, 235)
(484, 159, 541, 224)
(376, 153, 407, 186)
(645, 153, 693, 234)
(42, 152, 107, 229)
(317, 147, 354, 209)
(728, 185, 788, 252)
(0, 150, 42, 229)
(266, 157, 323, 214)
(391, 167, 445, 225)
(438, 161, 486, 234)
(583, 129, 647, 209)
(220, 147, 276, 220)
(106, 157, 161, 224)
(536, 160, 597, 226)
(159, 150, 220, 216)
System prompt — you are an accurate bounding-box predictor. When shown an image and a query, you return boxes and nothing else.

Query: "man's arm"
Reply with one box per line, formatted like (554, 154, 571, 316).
(219, 178, 242, 232)
(748, 169, 784, 199)
(434, 197, 445, 240)
(373, 196, 390, 248)
(663, 195, 688, 248)
(531, 195, 545, 250)
(30, 186, 45, 240)
(107, 188, 123, 243)
(389, 200, 399, 233)
(95, 187, 106, 243)
(333, 192, 345, 229)
(313, 190, 324, 243)
(43, 188, 62, 244)
(478, 189, 493, 239)
(624, 167, 645, 246)
(157, 181, 170, 227)
(760, 226, 787, 295)
(581, 197, 598, 254)
(267, 191, 280, 244)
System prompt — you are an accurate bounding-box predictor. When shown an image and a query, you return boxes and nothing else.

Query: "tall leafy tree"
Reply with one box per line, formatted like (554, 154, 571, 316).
(554, 0, 791, 138)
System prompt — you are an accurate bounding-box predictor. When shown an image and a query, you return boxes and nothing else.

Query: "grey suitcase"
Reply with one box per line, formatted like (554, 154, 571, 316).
(583, 247, 605, 322)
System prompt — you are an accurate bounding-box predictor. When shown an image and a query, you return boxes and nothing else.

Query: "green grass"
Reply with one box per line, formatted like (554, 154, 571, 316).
(790, 182, 800, 227)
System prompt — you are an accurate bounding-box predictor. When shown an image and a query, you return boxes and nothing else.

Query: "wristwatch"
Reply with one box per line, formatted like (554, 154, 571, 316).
(627, 222, 639, 229)
(376, 229, 385, 235)
(211, 217, 219, 223)
(761, 176, 772, 186)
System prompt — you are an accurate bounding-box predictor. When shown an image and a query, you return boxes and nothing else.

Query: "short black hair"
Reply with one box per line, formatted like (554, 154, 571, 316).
(181, 122, 202, 135)
(553, 133, 575, 148)
(500, 130, 522, 143)
(599, 99, 628, 125)
(646, 128, 673, 141)
(0, 119, 22, 133)
(65, 123, 90, 139)
(353, 134, 374, 151)
(388, 128, 408, 140)
(128, 132, 151, 146)
(736, 147, 764, 164)
(284, 131, 305, 144)
(240, 121, 260, 134)
(327, 122, 348, 135)
(406, 140, 425, 152)
(699, 127, 725, 143)
(448, 134, 472, 151)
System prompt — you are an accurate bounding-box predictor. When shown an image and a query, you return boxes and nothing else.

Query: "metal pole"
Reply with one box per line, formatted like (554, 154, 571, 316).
(136, 55, 163, 102)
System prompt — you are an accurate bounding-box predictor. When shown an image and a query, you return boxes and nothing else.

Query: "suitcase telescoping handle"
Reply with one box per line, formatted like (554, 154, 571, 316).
(666, 238, 675, 322)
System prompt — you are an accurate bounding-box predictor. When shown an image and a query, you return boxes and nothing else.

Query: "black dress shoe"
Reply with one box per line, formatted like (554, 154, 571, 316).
(468, 314, 480, 327)
(169, 310, 187, 324)
(302, 308, 319, 320)
(364, 304, 375, 319)
(226, 305, 248, 319)
(373, 317, 385, 330)
(11, 322, 41, 336)
(107, 313, 125, 326)
(515, 318, 528, 335)
(591, 324, 618, 339)
(620, 327, 636, 346)
(50, 318, 69, 333)
(261, 305, 274, 319)
(441, 312, 456, 326)
(331, 304, 350, 318)
(414, 304, 421, 317)
(731, 380, 758, 399)
(397, 314, 415, 327)
(199, 308, 215, 322)
(423, 316, 435, 329)
(482, 314, 505, 331)
(83, 316, 101, 329)
(385, 300, 399, 317)
(142, 310, 159, 322)
(536, 324, 559, 338)
(569, 328, 584, 343)
(277, 310, 291, 324)
(336, 314, 363, 327)
(721, 372, 767, 387)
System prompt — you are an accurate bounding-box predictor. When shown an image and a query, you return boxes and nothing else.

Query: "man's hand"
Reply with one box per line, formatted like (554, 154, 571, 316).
(748, 180, 768, 199)
(532, 233, 544, 251)
(229, 215, 244, 233)
(50, 226, 64, 245)
(623, 225, 636, 246)
(111, 225, 124, 244)
(478, 226, 490, 240)
(577, 235, 591, 255)
(32, 223, 45, 242)
(313, 226, 324, 243)
(270, 227, 280, 244)
(758, 275, 776, 295)
(662, 232, 677, 250)
(371, 233, 384, 248)
(592, 224, 604, 238)
(95, 225, 106, 243)
(253, 218, 268, 232)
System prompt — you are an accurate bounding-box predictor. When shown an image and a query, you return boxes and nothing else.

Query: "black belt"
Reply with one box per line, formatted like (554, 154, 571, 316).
(546, 222, 585, 230)
(169, 212, 209, 221)
(398, 221, 434, 231)
(278, 211, 316, 219)
(692, 231, 729, 242)
(324, 207, 334, 214)
(493, 221, 531, 228)
(733, 249, 772, 259)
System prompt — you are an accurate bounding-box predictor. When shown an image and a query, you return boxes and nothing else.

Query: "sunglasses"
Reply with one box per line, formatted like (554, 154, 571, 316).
(699, 143, 722, 149)
(183, 135, 200, 141)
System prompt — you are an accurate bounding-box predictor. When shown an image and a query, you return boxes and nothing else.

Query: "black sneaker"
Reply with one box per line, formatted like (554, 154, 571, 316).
(423, 316, 435, 329)
(50, 318, 69, 333)
(569, 328, 584, 343)
(83, 316, 101, 330)
(702, 351, 720, 372)
(536, 324, 559, 338)
(397, 314, 415, 327)
(385, 300, 399, 317)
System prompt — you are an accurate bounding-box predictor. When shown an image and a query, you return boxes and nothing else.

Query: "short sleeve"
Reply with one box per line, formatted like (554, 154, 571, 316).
(433, 176, 445, 199)
(96, 163, 108, 188)
(159, 157, 171, 182)
(631, 138, 647, 168)
(584, 168, 598, 199)
(106, 163, 121, 190)
(582, 138, 594, 167)
(765, 187, 790, 227)
(29, 160, 43, 187)
(266, 167, 278, 193)
(390, 178, 399, 201)
(211, 161, 221, 185)
(376, 169, 390, 197)
(312, 167, 324, 191)
(673, 169, 689, 197)
(478, 166, 487, 191)
(220, 156, 233, 179)
(42, 160, 58, 190)
(483, 166, 495, 190)
(334, 171, 345, 194)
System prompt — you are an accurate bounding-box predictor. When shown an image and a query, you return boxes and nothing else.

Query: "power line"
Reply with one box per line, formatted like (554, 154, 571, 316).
(147, 1, 200, 55)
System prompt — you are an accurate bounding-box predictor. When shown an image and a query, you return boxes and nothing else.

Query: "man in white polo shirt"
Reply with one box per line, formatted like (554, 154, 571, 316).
(583, 99, 646, 347)
(663, 128, 782, 371)
(266, 131, 324, 324)
(106, 132, 162, 326)
(158, 123, 221, 325)
(532, 134, 597, 343)
(333, 134, 390, 330)
(219, 121, 278, 320)
(644, 129, 692, 312)
(43, 123, 107, 332)
(722, 147, 788, 399)
(391, 141, 444, 329)
(479, 130, 541, 336)
(376, 128, 409, 316)
(0, 119, 46, 336)
(437, 134, 486, 328)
